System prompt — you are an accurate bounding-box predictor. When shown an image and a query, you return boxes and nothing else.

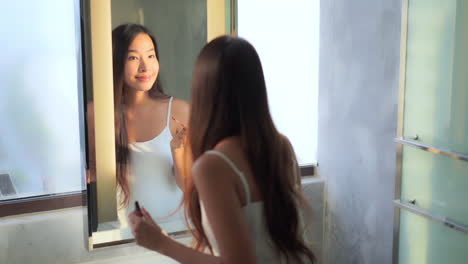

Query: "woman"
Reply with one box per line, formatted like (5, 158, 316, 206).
(112, 23, 189, 225)
(129, 36, 315, 263)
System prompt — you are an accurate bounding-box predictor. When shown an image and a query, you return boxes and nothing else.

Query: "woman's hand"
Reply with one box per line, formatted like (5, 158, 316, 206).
(170, 116, 188, 190)
(170, 126, 187, 151)
(128, 207, 169, 252)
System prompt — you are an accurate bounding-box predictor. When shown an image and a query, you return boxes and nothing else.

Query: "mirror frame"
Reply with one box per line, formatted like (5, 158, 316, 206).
(84, 0, 238, 249)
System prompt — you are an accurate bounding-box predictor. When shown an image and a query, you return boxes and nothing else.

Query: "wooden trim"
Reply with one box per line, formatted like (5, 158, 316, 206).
(207, 0, 227, 41)
(89, 0, 118, 223)
(0, 191, 86, 217)
(92, 239, 135, 249)
(91, 230, 192, 250)
(300, 165, 315, 176)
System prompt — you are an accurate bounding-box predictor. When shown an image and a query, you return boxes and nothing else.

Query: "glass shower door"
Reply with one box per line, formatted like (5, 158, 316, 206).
(395, 0, 468, 263)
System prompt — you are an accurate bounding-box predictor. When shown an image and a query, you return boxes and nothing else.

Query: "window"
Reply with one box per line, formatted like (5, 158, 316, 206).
(237, 0, 320, 167)
(0, 0, 85, 213)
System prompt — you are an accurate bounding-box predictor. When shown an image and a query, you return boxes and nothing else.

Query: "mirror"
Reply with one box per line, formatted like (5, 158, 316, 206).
(85, 0, 236, 249)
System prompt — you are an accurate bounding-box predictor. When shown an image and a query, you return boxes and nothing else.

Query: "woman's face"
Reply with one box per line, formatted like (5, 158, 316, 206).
(124, 33, 159, 92)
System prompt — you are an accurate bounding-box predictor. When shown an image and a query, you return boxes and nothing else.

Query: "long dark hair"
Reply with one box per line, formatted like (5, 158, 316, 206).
(112, 23, 169, 206)
(184, 36, 315, 263)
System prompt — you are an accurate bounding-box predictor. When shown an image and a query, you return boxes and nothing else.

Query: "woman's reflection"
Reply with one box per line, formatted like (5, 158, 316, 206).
(112, 23, 189, 227)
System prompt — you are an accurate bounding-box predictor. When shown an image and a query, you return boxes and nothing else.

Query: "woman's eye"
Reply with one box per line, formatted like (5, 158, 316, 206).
(128, 56, 138, 61)
(149, 54, 156, 59)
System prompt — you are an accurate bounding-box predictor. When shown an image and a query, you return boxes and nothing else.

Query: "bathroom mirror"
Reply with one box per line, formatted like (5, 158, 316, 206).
(85, 0, 236, 249)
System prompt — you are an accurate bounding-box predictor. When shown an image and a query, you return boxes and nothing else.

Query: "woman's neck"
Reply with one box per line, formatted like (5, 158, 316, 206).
(125, 89, 150, 109)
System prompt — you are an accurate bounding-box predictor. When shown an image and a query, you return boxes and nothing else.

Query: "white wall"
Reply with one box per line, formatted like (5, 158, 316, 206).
(238, 0, 320, 165)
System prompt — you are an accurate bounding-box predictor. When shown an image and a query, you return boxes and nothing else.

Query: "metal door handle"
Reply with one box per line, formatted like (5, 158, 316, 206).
(394, 200, 468, 234)
(395, 137, 468, 162)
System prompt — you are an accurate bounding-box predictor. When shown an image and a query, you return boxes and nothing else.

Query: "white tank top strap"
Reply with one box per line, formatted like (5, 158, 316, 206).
(166, 96, 174, 127)
(205, 150, 251, 204)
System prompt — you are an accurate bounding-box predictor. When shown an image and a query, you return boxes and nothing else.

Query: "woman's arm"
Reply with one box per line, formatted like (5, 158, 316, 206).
(191, 153, 257, 264)
(169, 98, 190, 190)
(129, 208, 222, 264)
(160, 235, 222, 264)
(129, 152, 257, 264)
(171, 134, 186, 190)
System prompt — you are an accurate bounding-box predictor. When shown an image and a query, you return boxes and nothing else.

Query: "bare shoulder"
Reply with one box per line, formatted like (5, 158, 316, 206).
(172, 97, 189, 109)
(171, 97, 190, 123)
(279, 133, 296, 156)
(213, 136, 242, 153)
(279, 133, 291, 145)
(192, 152, 233, 187)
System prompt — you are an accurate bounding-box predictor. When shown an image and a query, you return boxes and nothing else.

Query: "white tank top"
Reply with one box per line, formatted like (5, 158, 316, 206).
(125, 97, 185, 231)
(200, 150, 308, 263)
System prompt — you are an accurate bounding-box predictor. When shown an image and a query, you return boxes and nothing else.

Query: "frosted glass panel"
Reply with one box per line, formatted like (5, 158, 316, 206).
(0, 0, 85, 199)
(238, 0, 320, 164)
(399, 210, 468, 264)
(401, 146, 468, 224)
(398, 1, 468, 263)
(404, 0, 467, 153)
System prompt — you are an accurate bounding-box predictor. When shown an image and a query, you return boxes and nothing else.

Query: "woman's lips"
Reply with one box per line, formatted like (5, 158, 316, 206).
(136, 75, 152, 82)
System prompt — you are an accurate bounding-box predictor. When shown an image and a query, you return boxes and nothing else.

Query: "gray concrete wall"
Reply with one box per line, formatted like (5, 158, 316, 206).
(318, 1, 401, 263)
